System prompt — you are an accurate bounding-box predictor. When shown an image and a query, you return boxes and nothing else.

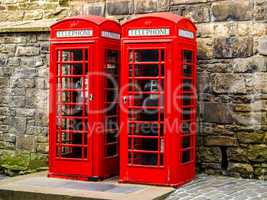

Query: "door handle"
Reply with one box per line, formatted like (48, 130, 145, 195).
(89, 93, 93, 102)
(123, 96, 127, 104)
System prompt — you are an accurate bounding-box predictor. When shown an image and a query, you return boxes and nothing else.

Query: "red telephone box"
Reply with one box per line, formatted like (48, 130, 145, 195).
(120, 13, 197, 186)
(49, 16, 121, 180)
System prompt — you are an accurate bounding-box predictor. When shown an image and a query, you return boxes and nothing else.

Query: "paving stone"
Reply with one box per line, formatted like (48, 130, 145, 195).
(167, 174, 267, 200)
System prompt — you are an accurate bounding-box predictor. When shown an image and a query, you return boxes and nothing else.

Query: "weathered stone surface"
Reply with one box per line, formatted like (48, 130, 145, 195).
(213, 37, 253, 58)
(211, 73, 247, 94)
(257, 37, 267, 56)
(16, 135, 36, 152)
(203, 102, 234, 124)
(228, 147, 248, 162)
(197, 38, 213, 60)
(228, 163, 254, 178)
(15, 47, 40, 57)
(205, 136, 238, 147)
(211, 0, 253, 22)
(237, 132, 265, 144)
(200, 147, 221, 163)
(134, 0, 157, 14)
(107, 0, 132, 15)
(247, 144, 267, 162)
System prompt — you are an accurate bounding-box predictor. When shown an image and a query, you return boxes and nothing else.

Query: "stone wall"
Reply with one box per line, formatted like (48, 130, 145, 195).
(0, 33, 50, 175)
(0, 0, 266, 179)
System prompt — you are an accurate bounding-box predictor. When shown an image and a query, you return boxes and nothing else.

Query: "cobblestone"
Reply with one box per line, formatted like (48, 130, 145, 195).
(167, 174, 267, 200)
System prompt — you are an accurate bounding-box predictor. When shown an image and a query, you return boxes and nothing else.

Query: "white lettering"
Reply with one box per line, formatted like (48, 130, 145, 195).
(56, 29, 93, 38)
(101, 31, 120, 40)
(128, 28, 170, 37)
(178, 29, 194, 39)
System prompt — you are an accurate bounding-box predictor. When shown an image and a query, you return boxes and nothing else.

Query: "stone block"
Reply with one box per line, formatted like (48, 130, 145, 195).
(107, 0, 132, 15)
(134, 0, 157, 14)
(171, 0, 208, 4)
(237, 132, 265, 144)
(205, 136, 238, 147)
(248, 144, 267, 162)
(257, 37, 267, 56)
(197, 38, 213, 60)
(0, 10, 24, 22)
(16, 135, 36, 152)
(255, 2, 267, 20)
(232, 56, 267, 73)
(228, 163, 254, 178)
(213, 37, 253, 58)
(37, 33, 50, 41)
(211, 0, 253, 21)
(36, 143, 48, 154)
(80, 2, 105, 16)
(200, 147, 221, 163)
(23, 9, 43, 20)
(15, 46, 40, 57)
(9, 117, 26, 134)
(211, 73, 247, 94)
(203, 102, 234, 124)
(10, 78, 35, 88)
(0, 54, 8, 67)
(228, 147, 248, 162)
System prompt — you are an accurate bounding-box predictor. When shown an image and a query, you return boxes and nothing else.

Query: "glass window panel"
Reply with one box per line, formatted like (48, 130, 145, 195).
(132, 152, 158, 166)
(183, 50, 193, 63)
(182, 150, 191, 163)
(134, 50, 159, 62)
(106, 145, 117, 157)
(183, 108, 192, 120)
(182, 136, 191, 148)
(128, 109, 163, 122)
(182, 121, 191, 134)
(128, 138, 158, 151)
(61, 146, 83, 159)
(130, 64, 159, 77)
(128, 123, 159, 136)
(183, 64, 192, 77)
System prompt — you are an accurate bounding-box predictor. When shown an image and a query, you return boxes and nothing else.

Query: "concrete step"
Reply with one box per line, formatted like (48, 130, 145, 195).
(0, 172, 175, 200)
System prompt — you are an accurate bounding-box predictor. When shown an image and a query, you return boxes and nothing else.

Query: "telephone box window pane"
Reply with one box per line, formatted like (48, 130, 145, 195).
(182, 136, 191, 148)
(61, 146, 83, 159)
(183, 108, 191, 120)
(183, 95, 192, 105)
(183, 64, 192, 77)
(128, 48, 165, 167)
(104, 49, 119, 158)
(182, 121, 190, 134)
(183, 79, 192, 92)
(132, 152, 158, 166)
(56, 48, 89, 160)
(128, 123, 159, 136)
(183, 50, 193, 63)
(131, 64, 159, 77)
(62, 49, 86, 61)
(128, 138, 159, 151)
(182, 150, 190, 163)
(134, 50, 159, 62)
(129, 109, 163, 122)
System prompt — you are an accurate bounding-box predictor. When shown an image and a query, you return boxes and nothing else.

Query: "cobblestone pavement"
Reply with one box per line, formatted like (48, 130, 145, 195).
(167, 174, 267, 200)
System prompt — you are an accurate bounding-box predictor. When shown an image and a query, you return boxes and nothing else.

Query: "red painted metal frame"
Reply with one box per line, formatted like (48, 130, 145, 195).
(49, 16, 121, 180)
(120, 13, 197, 187)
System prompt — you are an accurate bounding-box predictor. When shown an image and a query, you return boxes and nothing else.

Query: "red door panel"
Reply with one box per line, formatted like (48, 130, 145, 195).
(49, 44, 94, 178)
(120, 43, 171, 185)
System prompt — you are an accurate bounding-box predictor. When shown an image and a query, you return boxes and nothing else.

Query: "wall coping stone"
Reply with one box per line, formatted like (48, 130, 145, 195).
(0, 20, 57, 33)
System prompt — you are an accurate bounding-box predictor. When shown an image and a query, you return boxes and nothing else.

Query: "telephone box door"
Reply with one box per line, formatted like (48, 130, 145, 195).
(50, 44, 94, 177)
(120, 43, 171, 183)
